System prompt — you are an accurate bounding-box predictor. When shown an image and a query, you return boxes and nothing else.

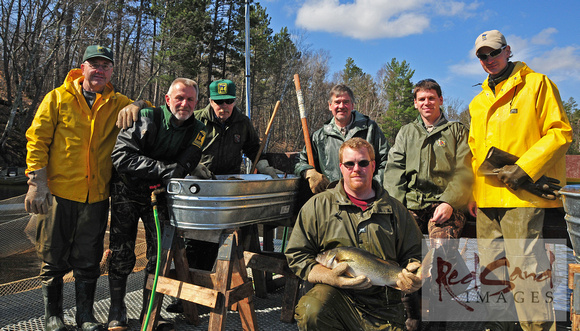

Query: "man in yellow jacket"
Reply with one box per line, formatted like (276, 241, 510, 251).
(469, 30, 572, 331)
(25, 45, 148, 331)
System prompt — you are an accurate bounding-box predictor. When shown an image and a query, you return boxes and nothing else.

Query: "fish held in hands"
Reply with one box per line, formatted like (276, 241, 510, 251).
(315, 246, 406, 287)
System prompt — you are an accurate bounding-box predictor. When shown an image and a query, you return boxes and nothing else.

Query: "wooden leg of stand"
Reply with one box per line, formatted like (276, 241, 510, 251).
(208, 230, 237, 331)
(570, 264, 580, 331)
(144, 224, 176, 331)
(172, 234, 199, 325)
(262, 224, 275, 285)
(231, 238, 258, 330)
(280, 275, 301, 323)
(208, 229, 258, 331)
(241, 225, 267, 298)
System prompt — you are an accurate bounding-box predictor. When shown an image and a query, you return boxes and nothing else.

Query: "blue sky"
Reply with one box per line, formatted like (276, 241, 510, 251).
(261, 0, 580, 109)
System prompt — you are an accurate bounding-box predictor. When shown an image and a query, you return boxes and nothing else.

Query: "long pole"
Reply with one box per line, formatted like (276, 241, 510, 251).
(250, 100, 281, 174)
(294, 74, 315, 166)
(244, 0, 251, 119)
(244, 0, 252, 174)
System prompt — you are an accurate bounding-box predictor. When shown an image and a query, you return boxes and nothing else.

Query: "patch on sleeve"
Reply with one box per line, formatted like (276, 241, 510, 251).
(193, 130, 206, 148)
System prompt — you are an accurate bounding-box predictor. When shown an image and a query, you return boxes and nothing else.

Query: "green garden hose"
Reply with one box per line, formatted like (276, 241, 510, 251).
(142, 186, 165, 331)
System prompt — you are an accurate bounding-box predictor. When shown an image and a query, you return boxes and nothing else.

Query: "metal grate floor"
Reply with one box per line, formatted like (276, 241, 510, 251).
(0, 270, 299, 331)
(1, 238, 573, 330)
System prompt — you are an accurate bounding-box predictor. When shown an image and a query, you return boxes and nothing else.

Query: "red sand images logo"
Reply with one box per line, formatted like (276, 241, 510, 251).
(421, 238, 566, 322)
(432, 253, 554, 312)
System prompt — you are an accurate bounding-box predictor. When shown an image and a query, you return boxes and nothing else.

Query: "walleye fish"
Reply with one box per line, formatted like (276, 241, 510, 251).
(315, 246, 432, 287)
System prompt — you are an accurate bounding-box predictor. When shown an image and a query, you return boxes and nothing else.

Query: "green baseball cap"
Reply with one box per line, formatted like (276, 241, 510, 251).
(209, 80, 236, 100)
(83, 45, 114, 64)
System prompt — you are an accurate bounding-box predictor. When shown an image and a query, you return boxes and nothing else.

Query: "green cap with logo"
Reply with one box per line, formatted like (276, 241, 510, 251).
(209, 80, 236, 100)
(83, 45, 114, 64)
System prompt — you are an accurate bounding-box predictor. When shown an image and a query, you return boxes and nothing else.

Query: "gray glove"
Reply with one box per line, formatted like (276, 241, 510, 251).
(255, 159, 279, 179)
(305, 169, 330, 194)
(191, 163, 213, 179)
(493, 164, 530, 190)
(116, 100, 147, 130)
(25, 167, 52, 214)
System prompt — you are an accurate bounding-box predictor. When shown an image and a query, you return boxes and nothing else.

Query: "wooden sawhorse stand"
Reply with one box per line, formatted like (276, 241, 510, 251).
(143, 225, 258, 331)
(569, 263, 580, 330)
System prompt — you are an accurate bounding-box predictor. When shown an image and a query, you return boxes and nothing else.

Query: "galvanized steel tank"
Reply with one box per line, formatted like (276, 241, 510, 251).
(166, 174, 300, 230)
(560, 184, 580, 262)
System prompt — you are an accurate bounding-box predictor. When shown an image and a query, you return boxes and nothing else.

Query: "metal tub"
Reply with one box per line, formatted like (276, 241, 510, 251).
(166, 174, 300, 230)
(561, 184, 580, 218)
(559, 184, 580, 262)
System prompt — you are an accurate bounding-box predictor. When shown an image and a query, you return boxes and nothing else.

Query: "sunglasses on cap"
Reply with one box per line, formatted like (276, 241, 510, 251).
(342, 160, 371, 169)
(477, 45, 506, 61)
(214, 99, 235, 105)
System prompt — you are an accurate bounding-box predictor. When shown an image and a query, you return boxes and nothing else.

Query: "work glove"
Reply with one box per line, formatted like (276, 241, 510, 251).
(493, 164, 530, 190)
(396, 262, 422, 294)
(24, 167, 52, 214)
(305, 169, 330, 194)
(167, 145, 204, 180)
(308, 263, 372, 290)
(255, 159, 279, 179)
(116, 100, 147, 130)
(176, 145, 202, 174)
(191, 163, 213, 179)
(520, 175, 562, 200)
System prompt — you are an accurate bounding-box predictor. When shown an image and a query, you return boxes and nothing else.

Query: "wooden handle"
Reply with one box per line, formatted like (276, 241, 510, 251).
(251, 100, 281, 174)
(294, 74, 315, 167)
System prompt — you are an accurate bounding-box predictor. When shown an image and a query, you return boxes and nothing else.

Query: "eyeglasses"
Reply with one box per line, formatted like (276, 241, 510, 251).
(477, 45, 506, 61)
(214, 99, 235, 105)
(85, 62, 113, 71)
(342, 160, 371, 169)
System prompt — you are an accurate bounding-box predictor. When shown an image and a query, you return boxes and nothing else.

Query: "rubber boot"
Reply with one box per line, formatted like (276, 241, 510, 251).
(402, 291, 421, 331)
(75, 279, 104, 331)
(165, 298, 183, 314)
(141, 272, 174, 331)
(42, 278, 67, 331)
(107, 278, 128, 331)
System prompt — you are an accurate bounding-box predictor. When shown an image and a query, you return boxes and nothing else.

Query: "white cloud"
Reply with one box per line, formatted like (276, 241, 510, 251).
(505, 30, 580, 83)
(453, 29, 580, 88)
(295, 0, 476, 40)
(449, 60, 483, 77)
(435, 0, 479, 16)
(531, 27, 558, 45)
(528, 46, 580, 82)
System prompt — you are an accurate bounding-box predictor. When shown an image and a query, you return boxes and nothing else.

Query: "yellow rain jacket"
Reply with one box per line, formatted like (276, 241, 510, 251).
(26, 69, 134, 203)
(468, 61, 572, 208)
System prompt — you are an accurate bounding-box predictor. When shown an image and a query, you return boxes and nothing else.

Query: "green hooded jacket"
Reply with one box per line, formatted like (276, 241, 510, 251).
(294, 110, 390, 184)
(384, 114, 472, 211)
(285, 180, 422, 320)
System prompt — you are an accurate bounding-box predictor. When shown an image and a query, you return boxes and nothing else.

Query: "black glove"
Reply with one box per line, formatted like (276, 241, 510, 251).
(493, 164, 530, 190)
(162, 145, 203, 181)
(520, 176, 561, 200)
(171, 163, 188, 179)
(175, 145, 203, 174)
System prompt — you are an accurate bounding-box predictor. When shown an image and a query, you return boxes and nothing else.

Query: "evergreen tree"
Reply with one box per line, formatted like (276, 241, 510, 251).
(377, 58, 416, 145)
(337, 57, 380, 119)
